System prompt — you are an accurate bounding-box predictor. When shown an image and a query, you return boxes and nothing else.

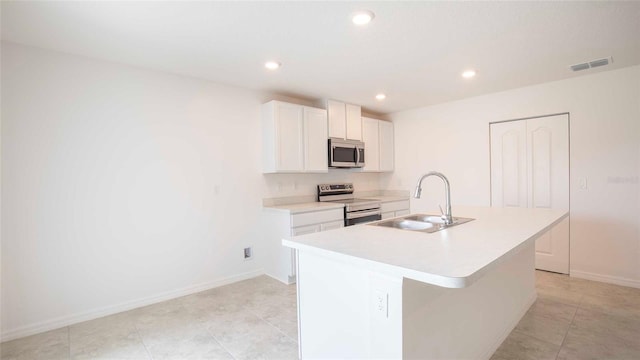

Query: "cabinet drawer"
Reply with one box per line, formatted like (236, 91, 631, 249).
(381, 211, 395, 220)
(395, 209, 410, 217)
(291, 208, 344, 227)
(291, 224, 320, 236)
(320, 220, 344, 231)
(381, 200, 409, 213)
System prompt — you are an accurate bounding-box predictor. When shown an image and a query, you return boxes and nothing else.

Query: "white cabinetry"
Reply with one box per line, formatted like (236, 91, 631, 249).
(380, 200, 410, 219)
(327, 99, 362, 141)
(362, 117, 394, 172)
(262, 101, 328, 173)
(263, 207, 344, 284)
(379, 120, 394, 172)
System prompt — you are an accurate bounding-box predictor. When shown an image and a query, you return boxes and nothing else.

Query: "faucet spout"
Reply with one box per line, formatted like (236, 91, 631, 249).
(413, 171, 453, 225)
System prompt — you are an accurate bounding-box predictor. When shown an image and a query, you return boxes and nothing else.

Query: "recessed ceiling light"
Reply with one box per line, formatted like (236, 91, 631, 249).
(462, 70, 476, 78)
(265, 61, 281, 70)
(352, 10, 375, 25)
(375, 94, 386, 101)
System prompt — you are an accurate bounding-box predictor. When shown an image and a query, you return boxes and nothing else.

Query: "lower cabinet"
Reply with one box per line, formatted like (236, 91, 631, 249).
(263, 207, 344, 284)
(381, 200, 410, 220)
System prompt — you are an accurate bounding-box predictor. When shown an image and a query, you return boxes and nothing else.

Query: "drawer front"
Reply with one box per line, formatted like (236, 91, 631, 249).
(381, 200, 410, 213)
(395, 209, 410, 217)
(291, 224, 321, 236)
(320, 220, 344, 231)
(291, 208, 344, 227)
(381, 211, 395, 220)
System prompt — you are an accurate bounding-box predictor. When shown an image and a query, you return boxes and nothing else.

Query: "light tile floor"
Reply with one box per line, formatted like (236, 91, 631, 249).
(2, 271, 640, 360)
(491, 270, 640, 360)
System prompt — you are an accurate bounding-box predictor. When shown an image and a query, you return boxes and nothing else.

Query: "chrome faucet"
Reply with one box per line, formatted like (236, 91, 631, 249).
(414, 172, 453, 225)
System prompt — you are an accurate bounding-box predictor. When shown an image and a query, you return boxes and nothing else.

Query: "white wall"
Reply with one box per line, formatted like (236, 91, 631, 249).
(0, 42, 381, 340)
(384, 65, 640, 287)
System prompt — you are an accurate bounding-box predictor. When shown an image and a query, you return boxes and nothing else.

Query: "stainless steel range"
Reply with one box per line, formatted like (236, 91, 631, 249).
(317, 183, 381, 226)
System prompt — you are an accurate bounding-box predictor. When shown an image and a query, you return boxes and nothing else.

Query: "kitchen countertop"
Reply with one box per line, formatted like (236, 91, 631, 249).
(361, 195, 409, 202)
(262, 194, 409, 214)
(263, 201, 345, 214)
(283, 206, 568, 288)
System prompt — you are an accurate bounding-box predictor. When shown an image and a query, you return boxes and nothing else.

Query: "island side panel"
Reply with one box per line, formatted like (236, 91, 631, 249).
(297, 251, 403, 359)
(402, 241, 536, 360)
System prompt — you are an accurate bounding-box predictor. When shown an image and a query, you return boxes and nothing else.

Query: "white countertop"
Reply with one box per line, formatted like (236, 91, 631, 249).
(283, 206, 568, 288)
(362, 195, 409, 203)
(263, 201, 345, 214)
(262, 196, 408, 214)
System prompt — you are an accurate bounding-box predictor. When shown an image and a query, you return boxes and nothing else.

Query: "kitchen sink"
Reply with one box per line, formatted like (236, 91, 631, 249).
(372, 214, 474, 233)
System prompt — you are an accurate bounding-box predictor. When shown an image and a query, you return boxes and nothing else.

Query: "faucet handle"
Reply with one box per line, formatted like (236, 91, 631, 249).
(439, 204, 445, 217)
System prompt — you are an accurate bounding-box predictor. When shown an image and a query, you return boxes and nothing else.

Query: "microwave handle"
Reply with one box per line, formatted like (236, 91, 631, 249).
(355, 146, 360, 165)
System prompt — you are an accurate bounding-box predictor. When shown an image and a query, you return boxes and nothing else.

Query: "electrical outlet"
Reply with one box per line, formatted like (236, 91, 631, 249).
(374, 290, 388, 318)
(243, 247, 253, 261)
(578, 177, 588, 191)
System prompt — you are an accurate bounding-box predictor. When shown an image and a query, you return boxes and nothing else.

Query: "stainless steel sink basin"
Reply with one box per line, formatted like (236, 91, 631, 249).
(372, 214, 474, 233)
(392, 220, 434, 230)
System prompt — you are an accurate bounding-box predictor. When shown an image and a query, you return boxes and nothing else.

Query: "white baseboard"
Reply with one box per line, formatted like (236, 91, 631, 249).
(480, 292, 537, 360)
(571, 270, 640, 289)
(1, 269, 264, 343)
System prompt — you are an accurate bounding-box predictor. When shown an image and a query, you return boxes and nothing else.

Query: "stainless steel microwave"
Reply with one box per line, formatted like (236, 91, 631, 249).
(328, 138, 365, 168)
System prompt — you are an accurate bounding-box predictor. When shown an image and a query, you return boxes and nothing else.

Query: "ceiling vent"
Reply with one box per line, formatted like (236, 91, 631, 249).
(570, 57, 613, 72)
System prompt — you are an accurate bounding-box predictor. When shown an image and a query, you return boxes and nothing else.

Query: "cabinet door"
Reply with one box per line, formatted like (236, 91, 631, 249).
(379, 121, 394, 172)
(275, 102, 304, 172)
(490, 120, 527, 208)
(361, 117, 380, 172)
(304, 107, 329, 172)
(381, 212, 395, 220)
(292, 224, 321, 236)
(346, 104, 362, 141)
(395, 209, 410, 217)
(320, 220, 344, 231)
(327, 100, 346, 139)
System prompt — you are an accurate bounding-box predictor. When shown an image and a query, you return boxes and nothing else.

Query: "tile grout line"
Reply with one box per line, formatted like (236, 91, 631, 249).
(67, 326, 71, 360)
(204, 326, 237, 360)
(554, 295, 581, 360)
(246, 303, 298, 344)
(133, 322, 154, 360)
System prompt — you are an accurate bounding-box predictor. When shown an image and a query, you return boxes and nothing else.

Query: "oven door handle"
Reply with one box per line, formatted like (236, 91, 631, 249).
(346, 209, 382, 219)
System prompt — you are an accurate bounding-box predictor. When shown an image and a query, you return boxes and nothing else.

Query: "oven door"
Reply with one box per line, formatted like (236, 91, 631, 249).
(345, 209, 382, 226)
(329, 139, 365, 168)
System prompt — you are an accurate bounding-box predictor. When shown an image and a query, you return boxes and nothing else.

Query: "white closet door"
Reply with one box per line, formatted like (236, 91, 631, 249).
(490, 121, 527, 208)
(527, 114, 569, 273)
(490, 114, 569, 274)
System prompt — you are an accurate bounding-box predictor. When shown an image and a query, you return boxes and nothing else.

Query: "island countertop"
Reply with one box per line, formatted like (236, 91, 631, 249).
(283, 206, 568, 288)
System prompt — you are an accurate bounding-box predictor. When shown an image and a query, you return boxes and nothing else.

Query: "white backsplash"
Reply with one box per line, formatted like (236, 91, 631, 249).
(262, 171, 382, 199)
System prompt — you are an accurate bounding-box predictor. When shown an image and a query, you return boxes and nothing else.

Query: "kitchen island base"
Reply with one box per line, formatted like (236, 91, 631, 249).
(296, 242, 536, 359)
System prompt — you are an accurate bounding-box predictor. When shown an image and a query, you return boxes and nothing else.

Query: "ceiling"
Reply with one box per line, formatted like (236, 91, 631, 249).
(2, 1, 639, 114)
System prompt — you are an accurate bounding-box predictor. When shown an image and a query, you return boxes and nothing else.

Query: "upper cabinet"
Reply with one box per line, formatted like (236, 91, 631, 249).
(327, 100, 362, 141)
(361, 117, 380, 172)
(379, 120, 394, 172)
(361, 117, 394, 172)
(262, 101, 328, 173)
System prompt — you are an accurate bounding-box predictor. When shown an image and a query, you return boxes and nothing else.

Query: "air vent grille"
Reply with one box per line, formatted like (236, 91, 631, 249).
(570, 57, 613, 72)
(589, 58, 609, 68)
(570, 63, 590, 72)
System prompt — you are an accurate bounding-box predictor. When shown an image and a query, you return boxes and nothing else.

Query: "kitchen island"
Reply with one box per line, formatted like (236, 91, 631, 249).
(283, 206, 568, 359)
